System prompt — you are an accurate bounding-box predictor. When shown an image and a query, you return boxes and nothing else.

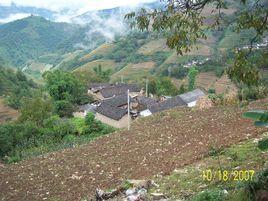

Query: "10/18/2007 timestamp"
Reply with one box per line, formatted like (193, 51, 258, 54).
(202, 169, 255, 182)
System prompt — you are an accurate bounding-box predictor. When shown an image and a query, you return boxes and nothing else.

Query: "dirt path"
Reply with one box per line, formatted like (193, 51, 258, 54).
(0, 99, 267, 201)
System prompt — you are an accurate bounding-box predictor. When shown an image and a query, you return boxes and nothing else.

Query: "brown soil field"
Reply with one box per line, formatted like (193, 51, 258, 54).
(0, 99, 267, 201)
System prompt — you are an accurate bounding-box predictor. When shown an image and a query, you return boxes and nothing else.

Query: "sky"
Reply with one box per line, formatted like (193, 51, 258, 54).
(0, 0, 155, 12)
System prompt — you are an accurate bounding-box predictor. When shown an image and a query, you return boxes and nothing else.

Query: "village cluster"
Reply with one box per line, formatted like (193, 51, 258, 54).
(74, 83, 205, 128)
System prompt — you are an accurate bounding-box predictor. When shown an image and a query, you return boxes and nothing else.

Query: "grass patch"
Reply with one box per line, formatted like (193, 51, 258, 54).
(150, 138, 266, 200)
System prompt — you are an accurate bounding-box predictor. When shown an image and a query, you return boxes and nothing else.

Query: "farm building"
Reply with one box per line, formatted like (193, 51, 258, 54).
(139, 89, 205, 117)
(95, 93, 134, 128)
(179, 89, 205, 107)
(88, 83, 142, 100)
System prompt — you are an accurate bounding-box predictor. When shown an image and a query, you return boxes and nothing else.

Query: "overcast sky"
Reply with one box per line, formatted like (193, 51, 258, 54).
(0, 0, 156, 12)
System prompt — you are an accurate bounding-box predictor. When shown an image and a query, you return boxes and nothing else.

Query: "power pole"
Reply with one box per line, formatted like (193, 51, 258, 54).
(127, 89, 130, 130)
(145, 78, 148, 97)
(168, 67, 171, 77)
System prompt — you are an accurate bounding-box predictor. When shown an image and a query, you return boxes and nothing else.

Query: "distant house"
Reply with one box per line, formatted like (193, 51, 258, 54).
(88, 83, 142, 100)
(100, 83, 142, 99)
(136, 96, 158, 117)
(149, 96, 186, 113)
(88, 83, 112, 100)
(139, 89, 205, 117)
(95, 93, 134, 128)
(140, 96, 186, 117)
(96, 103, 128, 128)
(136, 96, 158, 110)
(179, 89, 205, 107)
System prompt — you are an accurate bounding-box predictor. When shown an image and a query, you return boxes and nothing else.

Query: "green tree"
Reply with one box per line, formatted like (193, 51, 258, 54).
(178, 84, 187, 94)
(43, 70, 88, 117)
(157, 77, 179, 96)
(42, 115, 75, 140)
(43, 70, 85, 104)
(19, 97, 53, 126)
(148, 78, 157, 95)
(188, 67, 199, 91)
(93, 64, 112, 81)
(83, 113, 103, 134)
(53, 100, 74, 118)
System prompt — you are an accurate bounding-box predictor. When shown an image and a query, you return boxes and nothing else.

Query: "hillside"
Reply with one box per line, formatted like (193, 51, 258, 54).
(0, 16, 82, 67)
(1, 99, 267, 200)
(0, 66, 37, 109)
(0, 99, 18, 123)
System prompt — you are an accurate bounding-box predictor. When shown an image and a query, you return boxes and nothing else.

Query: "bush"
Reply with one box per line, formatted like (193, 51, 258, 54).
(208, 88, 216, 94)
(245, 168, 268, 201)
(239, 85, 268, 101)
(53, 100, 74, 118)
(191, 189, 224, 201)
(42, 115, 76, 140)
(0, 121, 40, 158)
(258, 138, 268, 151)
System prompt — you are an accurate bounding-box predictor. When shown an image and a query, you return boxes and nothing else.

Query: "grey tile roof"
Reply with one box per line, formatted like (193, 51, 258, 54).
(100, 83, 141, 98)
(88, 83, 112, 89)
(100, 93, 133, 108)
(96, 102, 127, 121)
(137, 96, 158, 108)
(148, 96, 186, 113)
(179, 89, 205, 104)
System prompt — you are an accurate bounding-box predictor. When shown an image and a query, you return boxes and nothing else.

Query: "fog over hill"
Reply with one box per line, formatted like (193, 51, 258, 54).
(0, 1, 164, 69)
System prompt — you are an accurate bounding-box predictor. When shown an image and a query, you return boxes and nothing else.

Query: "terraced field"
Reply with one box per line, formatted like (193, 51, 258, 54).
(111, 61, 156, 82)
(75, 59, 118, 73)
(80, 43, 115, 61)
(1, 99, 267, 201)
(138, 39, 170, 55)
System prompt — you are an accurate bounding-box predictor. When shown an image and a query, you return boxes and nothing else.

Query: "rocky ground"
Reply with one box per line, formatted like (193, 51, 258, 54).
(0, 99, 267, 201)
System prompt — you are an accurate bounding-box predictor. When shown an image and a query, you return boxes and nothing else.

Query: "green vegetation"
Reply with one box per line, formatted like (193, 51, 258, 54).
(0, 16, 79, 67)
(191, 189, 224, 201)
(93, 64, 112, 82)
(0, 113, 115, 163)
(188, 67, 199, 91)
(243, 110, 268, 127)
(148, 77, 178, 96)
(43, 70, 92, 117)
(0, 69, 115, 163)
(150, 136, 267, 201)
(0, 66, 37, 109)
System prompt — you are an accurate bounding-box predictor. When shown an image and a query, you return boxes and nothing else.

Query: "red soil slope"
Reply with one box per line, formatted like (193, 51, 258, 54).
(0, 99, 267, 201)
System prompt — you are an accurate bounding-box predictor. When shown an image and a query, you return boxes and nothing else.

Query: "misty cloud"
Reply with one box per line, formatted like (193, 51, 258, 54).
(0, 0, 156, 12)
(0, 13, 32, 23)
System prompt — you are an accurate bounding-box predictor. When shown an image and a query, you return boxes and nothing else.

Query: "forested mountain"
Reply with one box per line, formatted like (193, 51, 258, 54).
(0, 16, 84, 67)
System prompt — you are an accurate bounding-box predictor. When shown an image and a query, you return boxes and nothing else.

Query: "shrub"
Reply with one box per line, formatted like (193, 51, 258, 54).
(53, 100, 74, 118)
(245, 168, 268, 201)
(238, 85, 268, 101)
(19, 97, 53, 126)
(208, 88, 216, 94)
(42, 116, 76, 140)
(0, 121, 40, 158)
(258, 138, 268, 151)
(191, 189, 224, 201)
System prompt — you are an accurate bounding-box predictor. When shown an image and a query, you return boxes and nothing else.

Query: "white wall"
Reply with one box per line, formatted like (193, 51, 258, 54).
(140, 109, 152, 117)
(187, 101, 197, 107)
